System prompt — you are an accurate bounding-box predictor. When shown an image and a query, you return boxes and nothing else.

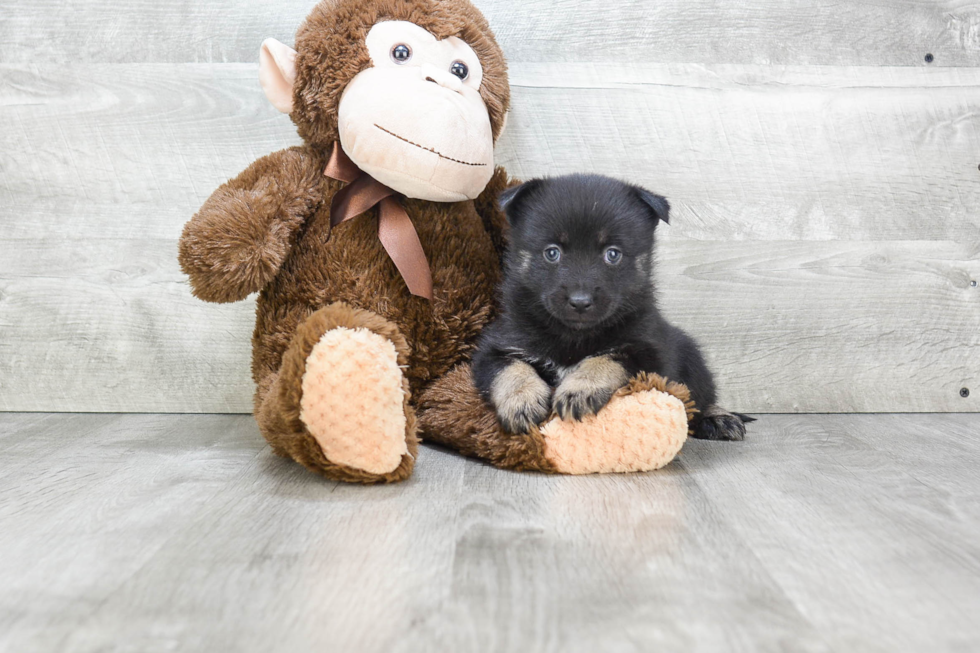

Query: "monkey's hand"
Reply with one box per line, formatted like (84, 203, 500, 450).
(178, 146, 324, 303)
(490, 360, 552, 434)
(553, 355, 629, 421)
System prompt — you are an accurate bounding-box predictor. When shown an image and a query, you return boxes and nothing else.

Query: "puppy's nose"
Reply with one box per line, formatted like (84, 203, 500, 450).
(568, 292, 594, 313)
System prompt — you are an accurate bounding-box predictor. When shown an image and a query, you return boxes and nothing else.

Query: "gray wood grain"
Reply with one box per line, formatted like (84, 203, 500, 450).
(412, 460, 830, 653)
(501, 64, 980, 242)
(0, 237, 976, 413)
(1, 0, 978, 66)
(679, 414, 980, 652)
(3, 63, 979, 242)
(1, 63, 978, 413)
(658, 239, 979, 413)
(1, 412, 979, 652)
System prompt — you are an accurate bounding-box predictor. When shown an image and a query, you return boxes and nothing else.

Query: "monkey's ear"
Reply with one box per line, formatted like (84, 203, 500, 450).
(632, 187, 670, 226)
(498, 179, 543, 224)
(497, 110, 510, 140)
(259, 38, 298, 113)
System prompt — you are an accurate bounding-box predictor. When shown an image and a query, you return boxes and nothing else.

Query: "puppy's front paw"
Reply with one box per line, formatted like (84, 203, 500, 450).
(553, 355, 629, 421)
(692, 406, 747, 441)
(491, 361, 552, 434)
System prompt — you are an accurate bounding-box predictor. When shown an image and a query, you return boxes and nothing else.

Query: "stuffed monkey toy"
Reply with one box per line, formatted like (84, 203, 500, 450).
(179, 0, 692, 483)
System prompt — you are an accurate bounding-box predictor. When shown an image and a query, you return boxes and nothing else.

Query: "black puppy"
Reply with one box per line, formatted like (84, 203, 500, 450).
(471, 174, 749, 441)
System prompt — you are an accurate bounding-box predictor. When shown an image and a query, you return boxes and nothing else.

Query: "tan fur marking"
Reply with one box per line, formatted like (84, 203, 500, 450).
(518, 250, 533, 274)
(553, 355, 629, 421)
(491, 360, 552, 434)
(635, 252, 651, 274)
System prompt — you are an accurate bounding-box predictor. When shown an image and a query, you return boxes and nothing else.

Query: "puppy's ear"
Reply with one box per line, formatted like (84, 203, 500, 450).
(632, 187, 670, 226)
(498, 179, 544, 224)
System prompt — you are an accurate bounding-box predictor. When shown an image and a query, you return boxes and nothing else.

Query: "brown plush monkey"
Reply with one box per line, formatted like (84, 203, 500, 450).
(180, 0, 692, 482)
(180, 0, 515, 483)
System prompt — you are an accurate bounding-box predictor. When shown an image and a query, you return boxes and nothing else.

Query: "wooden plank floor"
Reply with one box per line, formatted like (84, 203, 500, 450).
(1, 413, 978, 652)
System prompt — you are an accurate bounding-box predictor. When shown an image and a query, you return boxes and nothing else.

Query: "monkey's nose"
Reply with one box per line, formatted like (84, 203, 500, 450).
(420, 64, 463, 93)
(568, 292, 594, 313)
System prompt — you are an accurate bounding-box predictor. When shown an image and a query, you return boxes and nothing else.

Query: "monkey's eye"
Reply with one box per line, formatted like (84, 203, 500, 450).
(603, 247, 623, 265)
(543, 246, 562, 263)
(391, 44, 412, 64)
(450, 61, 469, 80)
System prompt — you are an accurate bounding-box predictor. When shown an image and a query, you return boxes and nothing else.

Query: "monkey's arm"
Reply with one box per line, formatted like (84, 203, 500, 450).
(473, 167, 520, 259)
(178, 146, 325, 303)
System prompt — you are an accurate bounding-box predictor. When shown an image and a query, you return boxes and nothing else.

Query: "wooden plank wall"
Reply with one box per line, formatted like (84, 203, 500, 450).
(0, 0, 978, 413)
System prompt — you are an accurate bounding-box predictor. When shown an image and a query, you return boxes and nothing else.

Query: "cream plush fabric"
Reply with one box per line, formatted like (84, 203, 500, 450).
(260, 21, 496, 202)
(338, 21, 495, 201)
(300, 327, 409, 475)
(540, 387, 689, 474)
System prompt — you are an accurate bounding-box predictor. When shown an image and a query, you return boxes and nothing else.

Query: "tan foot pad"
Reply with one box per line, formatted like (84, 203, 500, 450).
(540, 385, 688, 474)
(417, 366, 694, 475)
(300, 327, 407, 475)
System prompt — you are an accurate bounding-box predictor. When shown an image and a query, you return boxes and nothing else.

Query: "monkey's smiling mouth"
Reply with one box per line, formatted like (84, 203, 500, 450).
(374, 124, 487, 167)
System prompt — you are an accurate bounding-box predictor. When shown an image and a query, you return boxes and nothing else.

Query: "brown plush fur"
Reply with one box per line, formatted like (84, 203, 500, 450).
(178, 147, 326, 304)
(178, 0, 513, 483)
(417, 365, 697, 472)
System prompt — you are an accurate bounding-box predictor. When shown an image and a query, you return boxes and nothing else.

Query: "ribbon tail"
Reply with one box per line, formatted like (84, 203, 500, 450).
(324, 141, 434, 302)
(378, 197, 433, 301)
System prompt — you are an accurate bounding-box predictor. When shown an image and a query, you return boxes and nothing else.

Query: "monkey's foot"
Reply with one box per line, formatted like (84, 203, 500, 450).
(418, 368, 692, 475)
(300, 326, 409, 475)
(540, 375, 690, 474)
(261, 302, 417, 483)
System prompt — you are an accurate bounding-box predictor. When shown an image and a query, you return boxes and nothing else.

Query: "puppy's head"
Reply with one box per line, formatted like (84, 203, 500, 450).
(498, 174, 669, 330)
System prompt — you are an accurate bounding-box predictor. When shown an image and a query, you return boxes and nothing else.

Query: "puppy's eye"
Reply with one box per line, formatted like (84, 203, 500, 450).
(391, 44, 412, 64)
(450, 61, 469, 80)
(543, 246, 562, 263)
(604, 247, 623, 265)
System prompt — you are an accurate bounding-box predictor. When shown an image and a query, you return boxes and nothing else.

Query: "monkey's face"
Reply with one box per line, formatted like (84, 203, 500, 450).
(260, 4, 508, 203)
(337, 21, 495, 202)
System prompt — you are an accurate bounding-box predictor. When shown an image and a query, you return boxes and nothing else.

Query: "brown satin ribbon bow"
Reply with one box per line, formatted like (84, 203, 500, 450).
(324, 141, 433, 301)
